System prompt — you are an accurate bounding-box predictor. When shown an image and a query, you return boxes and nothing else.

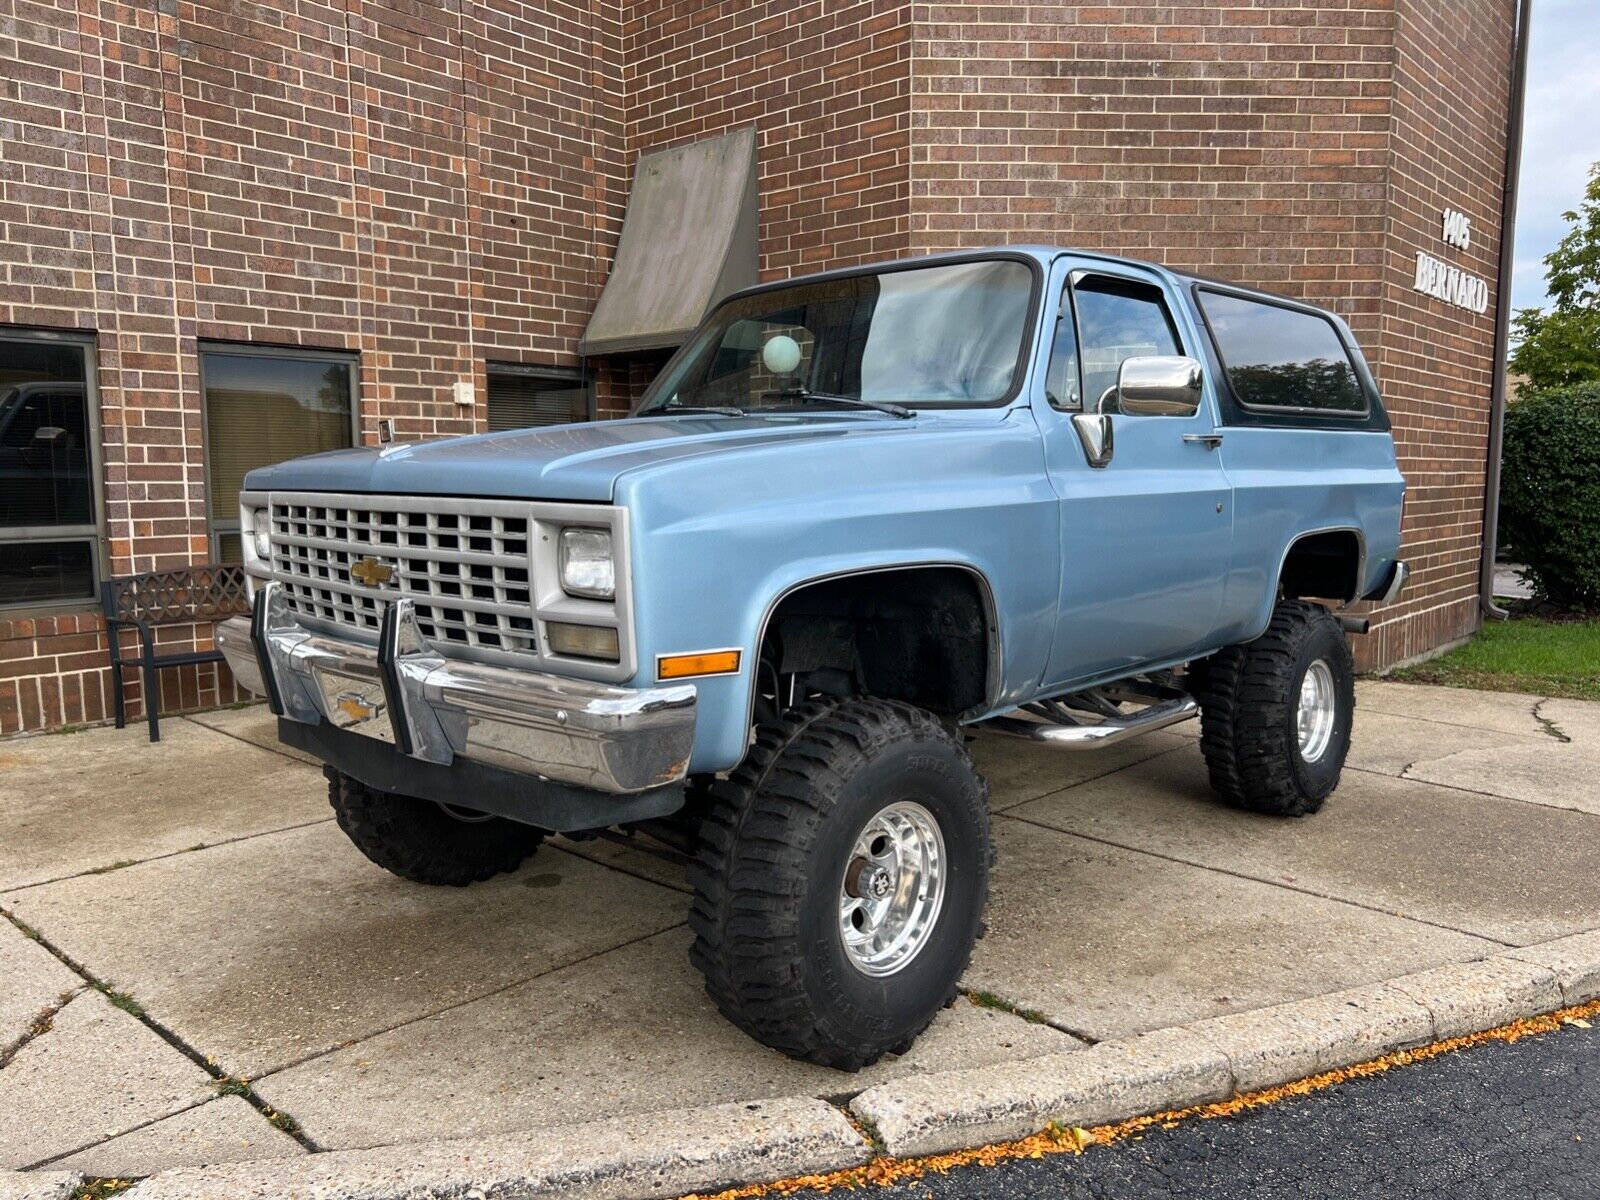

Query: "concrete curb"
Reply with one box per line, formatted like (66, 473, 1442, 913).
(0, 1172, 82, 1200)
(853, 935, 1600, 1158)
(118, 1097, 869, 1200)
(9, 932, 1600, 1199)
(118, 1107, 870, 1200)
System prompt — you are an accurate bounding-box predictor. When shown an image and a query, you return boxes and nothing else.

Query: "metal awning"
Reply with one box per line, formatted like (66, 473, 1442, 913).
(579, 127, 758, 357)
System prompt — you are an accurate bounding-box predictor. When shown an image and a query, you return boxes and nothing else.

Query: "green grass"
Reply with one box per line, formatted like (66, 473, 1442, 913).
(1390, 616, 1600, 701)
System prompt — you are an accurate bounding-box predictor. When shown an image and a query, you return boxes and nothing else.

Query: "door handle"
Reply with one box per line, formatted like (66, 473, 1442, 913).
(1183, 433, 1224, 450)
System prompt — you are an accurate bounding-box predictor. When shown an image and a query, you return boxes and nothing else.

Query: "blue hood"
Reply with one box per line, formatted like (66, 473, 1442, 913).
(242, 414, 897, 502)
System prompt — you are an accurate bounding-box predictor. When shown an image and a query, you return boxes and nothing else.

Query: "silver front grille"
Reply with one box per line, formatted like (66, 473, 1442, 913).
(267, 495, 540, 656)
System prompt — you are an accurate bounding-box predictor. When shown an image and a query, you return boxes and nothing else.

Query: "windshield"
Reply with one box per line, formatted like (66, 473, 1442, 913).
(636, 258, 1036, 416)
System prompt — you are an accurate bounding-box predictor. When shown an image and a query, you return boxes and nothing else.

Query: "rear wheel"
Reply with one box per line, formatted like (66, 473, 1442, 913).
(689, 697, 991, 1070)
(327, 769, 543, 885)
(1195, 599, 1355, 817)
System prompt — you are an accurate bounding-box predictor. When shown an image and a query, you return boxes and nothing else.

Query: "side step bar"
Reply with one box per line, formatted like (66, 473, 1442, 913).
(983, 694, 1200, 750)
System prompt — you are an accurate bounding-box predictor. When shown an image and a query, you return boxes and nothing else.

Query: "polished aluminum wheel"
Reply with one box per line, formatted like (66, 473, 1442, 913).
(1297, 658, 1337, 763)
(839, 801, 947, 978)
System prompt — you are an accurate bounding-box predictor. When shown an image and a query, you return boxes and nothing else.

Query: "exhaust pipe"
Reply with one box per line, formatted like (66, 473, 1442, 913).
(984, 694, 1199, 750)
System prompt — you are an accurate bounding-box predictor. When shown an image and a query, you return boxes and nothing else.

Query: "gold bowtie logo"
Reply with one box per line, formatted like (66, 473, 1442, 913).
(349, 556, 394, 587)
(335, 693, 378, 724)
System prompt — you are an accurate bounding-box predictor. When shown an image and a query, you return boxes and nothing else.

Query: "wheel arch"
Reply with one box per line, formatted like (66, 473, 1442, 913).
(747, 561, 1004, 730)
(1274, 526, 1367, 607)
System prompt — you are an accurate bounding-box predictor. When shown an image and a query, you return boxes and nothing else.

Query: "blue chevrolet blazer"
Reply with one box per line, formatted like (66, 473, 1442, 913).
(221, 246, 1407, 1067)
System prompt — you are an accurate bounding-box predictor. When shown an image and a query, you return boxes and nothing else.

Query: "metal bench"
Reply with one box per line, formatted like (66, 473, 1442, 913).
(102, 565, 252, 742)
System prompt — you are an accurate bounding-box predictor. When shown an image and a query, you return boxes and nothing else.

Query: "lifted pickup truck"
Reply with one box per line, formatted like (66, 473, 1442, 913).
(219, 246, 1407, 1069)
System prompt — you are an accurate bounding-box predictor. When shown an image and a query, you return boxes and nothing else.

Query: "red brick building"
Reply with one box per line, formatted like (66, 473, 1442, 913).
(0, 0, 1517, 734)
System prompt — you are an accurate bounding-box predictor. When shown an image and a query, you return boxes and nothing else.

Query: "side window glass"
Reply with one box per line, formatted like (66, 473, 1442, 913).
(1043, 286, 1081, 411)
(1196, 290, 1366, 413)
(1071, 276, 1182, 413)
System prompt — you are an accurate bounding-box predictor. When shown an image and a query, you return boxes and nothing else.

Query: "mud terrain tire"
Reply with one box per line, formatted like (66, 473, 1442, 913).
(327, 769, 543, 885)
(1195, 599, 1355, 817)
(689, 697, 992, 1070)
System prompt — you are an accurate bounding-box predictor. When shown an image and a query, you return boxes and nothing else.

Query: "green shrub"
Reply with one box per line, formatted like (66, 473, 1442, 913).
(1499, 383, 1600, 611)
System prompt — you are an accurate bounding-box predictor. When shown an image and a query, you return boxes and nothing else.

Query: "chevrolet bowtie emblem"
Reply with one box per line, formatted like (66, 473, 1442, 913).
(350, 556, 393, 587)
(334, 693, 379, 724)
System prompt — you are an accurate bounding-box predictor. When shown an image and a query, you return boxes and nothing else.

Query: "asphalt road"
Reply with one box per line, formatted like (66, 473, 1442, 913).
(799, 1021, 1600, 1199)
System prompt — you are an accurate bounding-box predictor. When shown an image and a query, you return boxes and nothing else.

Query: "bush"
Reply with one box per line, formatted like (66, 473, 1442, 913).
(1499, 383, 1600, 611)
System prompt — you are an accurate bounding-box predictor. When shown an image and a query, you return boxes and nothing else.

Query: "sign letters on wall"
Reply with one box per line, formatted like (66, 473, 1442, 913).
(1415, 207, 1488, 314)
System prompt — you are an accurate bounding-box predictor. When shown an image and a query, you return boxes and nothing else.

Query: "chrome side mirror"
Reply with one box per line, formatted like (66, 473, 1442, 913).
(1116, 355, 1203, 417)
(1072, 412, 1113, 468)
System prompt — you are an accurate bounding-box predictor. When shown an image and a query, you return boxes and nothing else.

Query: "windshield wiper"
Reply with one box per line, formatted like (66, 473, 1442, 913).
(760, 387, 913, 419)
(646, 401, 748, 417)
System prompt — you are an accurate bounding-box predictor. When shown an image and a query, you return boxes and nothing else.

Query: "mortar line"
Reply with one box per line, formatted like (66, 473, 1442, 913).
(0, 906, 321, 1153)
(995, 811, 1517, 947)
(246, 919, 689, 1086)
(0, 818, 337, 897)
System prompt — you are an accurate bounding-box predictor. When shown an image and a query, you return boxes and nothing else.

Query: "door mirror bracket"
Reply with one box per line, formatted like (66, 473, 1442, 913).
(1116, 355, 1204, 417)
(1072, 412, 1114, 468)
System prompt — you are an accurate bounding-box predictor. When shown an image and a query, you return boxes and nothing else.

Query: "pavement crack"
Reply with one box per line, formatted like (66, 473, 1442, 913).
(1532, 699, 1572, 743)
(998, 812, 1515, 947)
(965, 988, 1099, 1044)
(247, 918, 690, 1086)
(0, 985, 82, 1070)
(0, 906, 321, 1153)
(1, 818, 337, 895)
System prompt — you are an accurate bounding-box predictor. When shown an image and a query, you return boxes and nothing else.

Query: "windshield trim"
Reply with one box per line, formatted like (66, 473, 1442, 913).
(631, 250, 1046, 415)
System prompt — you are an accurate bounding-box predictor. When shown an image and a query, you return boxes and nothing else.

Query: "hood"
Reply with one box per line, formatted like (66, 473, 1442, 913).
(242, 413, 910, 502)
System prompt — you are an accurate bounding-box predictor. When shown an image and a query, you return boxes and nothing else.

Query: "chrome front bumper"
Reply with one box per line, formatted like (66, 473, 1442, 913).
(218, 583, 696, 795)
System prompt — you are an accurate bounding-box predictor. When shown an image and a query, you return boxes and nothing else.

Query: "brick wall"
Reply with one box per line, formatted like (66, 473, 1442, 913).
(1363, 0, 1513, 667)
(1, 0, 627, 732)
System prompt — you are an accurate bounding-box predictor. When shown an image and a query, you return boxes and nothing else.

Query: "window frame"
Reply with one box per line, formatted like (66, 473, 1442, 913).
(484, 362, 595, 430)
(199, 342, 360, 563)
(0, 327, 106, 615)
(1192, 285, 1371, 420)
(1068, 269, 1188, 414)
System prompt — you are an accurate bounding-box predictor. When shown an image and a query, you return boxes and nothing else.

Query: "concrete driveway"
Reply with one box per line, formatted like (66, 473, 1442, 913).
(2, 681, 1598, 1179)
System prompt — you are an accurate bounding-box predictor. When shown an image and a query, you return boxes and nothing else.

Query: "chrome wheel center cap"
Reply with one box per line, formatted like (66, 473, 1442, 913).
(864, 866, 894, 900)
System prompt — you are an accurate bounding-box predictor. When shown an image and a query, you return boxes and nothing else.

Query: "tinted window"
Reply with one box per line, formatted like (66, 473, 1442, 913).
(1199, 291, 1365, 413)
(1072, 277, 1182, 412)
(0, 335, 99, 607)
(203, 349, 355, 562)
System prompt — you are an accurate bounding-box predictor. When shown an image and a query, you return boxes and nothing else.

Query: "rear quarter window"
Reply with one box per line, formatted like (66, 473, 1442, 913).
(1197, 290, 1366, 415)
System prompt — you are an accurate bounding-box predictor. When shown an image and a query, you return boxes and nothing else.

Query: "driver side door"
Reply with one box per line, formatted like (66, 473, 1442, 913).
(1036, 263, 1234, 690)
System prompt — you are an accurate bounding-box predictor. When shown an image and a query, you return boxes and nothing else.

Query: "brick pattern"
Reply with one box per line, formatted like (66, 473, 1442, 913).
(1, 0, 626, 731)
(0, 0, 1515, 732)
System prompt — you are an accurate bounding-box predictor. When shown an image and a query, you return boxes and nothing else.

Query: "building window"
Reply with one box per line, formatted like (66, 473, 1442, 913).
(486, 364, 591, 431)
(202, 346, 357, 563)
(0, 332, 101, 609)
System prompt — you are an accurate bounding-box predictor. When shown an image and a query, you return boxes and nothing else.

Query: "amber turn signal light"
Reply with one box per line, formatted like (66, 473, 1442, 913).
(657, 649, 741, 680)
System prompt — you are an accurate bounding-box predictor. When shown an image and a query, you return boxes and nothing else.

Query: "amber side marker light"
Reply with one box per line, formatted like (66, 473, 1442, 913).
(657, 649, 741, 680)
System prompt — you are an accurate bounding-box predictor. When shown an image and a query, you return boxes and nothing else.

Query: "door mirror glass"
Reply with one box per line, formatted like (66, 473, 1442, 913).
(1116, 355, 1203, 417)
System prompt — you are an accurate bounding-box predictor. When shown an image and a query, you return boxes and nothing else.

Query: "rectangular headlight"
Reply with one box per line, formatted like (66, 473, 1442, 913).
(559, 527, 614, 599)
(546, 621, 620, 661)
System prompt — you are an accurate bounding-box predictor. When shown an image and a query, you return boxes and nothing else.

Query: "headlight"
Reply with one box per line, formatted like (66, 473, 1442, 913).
(253, 524, 272, 560)
(559, 527, 614, 599)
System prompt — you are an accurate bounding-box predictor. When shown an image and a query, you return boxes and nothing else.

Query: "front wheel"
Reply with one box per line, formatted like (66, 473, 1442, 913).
(689, 697, 991, 1070)
(1194, 599, 1355, 817)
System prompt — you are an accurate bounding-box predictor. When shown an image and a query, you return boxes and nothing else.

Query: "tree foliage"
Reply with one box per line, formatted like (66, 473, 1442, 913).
(1499, 383, 1600, 611)
(1510, 162, 1600, 388)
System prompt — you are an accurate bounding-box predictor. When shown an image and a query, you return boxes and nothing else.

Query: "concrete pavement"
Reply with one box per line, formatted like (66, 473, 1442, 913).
(0, 680, 1597, 1190)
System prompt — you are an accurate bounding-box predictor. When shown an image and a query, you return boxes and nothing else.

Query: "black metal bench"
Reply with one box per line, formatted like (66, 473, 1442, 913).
(102, 565, 252, 742)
